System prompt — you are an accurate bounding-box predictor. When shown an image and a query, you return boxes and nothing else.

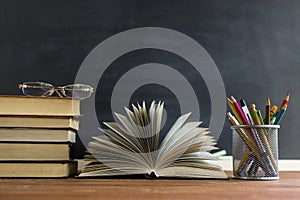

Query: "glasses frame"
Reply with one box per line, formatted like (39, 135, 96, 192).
(18, 81, 94, 99)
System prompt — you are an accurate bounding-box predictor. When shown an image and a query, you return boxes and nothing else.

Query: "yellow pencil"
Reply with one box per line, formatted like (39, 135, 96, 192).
(227, 98, 243, 124)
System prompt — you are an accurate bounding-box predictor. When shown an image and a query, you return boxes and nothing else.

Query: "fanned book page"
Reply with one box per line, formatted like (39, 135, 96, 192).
(79, 101, 227, 179)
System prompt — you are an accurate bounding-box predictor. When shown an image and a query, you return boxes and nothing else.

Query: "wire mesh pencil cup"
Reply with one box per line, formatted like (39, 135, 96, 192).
(231, 125, 280, 180)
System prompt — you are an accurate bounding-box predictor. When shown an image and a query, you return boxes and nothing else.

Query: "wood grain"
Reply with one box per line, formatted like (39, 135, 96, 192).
(0, 172, 299, 200)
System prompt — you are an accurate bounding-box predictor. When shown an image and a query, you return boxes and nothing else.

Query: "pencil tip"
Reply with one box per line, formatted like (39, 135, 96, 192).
(282, 104, 288, 109)
(226, 98, 232, 103)
(266, 97, 270, 105)
(230, 96, 236, 101)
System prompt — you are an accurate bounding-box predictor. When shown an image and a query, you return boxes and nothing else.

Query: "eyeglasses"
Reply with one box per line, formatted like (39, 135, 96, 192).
(18, 81, 94, 99)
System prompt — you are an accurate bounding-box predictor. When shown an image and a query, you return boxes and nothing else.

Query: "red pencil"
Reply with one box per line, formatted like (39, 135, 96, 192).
(230, 96, 248, 125)
(280, 93, 290, 109)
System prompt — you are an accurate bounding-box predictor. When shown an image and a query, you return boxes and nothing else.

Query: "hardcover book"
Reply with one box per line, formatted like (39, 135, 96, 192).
(0, 128, 76, 142)
(0, 95, 80, 116)
(0, 161, 77, 177)
(0, 116, 79, 130)
(0, 142, 73, 160)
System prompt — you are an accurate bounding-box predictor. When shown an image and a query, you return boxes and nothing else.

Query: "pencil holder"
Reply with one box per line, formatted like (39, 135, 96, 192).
(231, 125, 280, 180)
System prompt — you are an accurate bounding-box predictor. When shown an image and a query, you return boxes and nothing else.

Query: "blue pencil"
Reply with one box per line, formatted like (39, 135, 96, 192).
(274, 104, 287, 125)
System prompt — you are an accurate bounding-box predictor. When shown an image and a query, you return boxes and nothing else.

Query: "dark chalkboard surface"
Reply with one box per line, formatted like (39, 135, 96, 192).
(0, 0, 299, 158)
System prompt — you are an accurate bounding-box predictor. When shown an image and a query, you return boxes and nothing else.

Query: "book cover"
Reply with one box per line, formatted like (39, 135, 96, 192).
(0, 142, 73, 161)
(0, 128, 76, 143)
(0, 116, 79, 130)
(0, 160, 77, 177)
(0, 95, 80, 116)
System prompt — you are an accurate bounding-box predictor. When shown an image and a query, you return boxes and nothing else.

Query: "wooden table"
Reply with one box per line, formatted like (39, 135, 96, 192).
(0, 172, 299, 200)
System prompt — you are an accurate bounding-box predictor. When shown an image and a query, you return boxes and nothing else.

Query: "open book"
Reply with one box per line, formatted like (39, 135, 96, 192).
(79, 101, 227, 179)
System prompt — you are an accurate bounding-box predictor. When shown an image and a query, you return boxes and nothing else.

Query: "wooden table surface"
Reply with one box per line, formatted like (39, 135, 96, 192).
(0, 172, 299, 200)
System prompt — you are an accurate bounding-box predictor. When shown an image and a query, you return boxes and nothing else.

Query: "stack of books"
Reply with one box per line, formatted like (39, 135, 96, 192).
(0, 95, 80, 177)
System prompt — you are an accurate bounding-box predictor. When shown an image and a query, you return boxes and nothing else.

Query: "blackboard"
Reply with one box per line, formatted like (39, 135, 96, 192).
(0, 0, 299, 159)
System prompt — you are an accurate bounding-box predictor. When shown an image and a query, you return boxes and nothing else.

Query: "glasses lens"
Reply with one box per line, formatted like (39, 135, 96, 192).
(21, 82, 53, 96)
(63, 84, 93, 99)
